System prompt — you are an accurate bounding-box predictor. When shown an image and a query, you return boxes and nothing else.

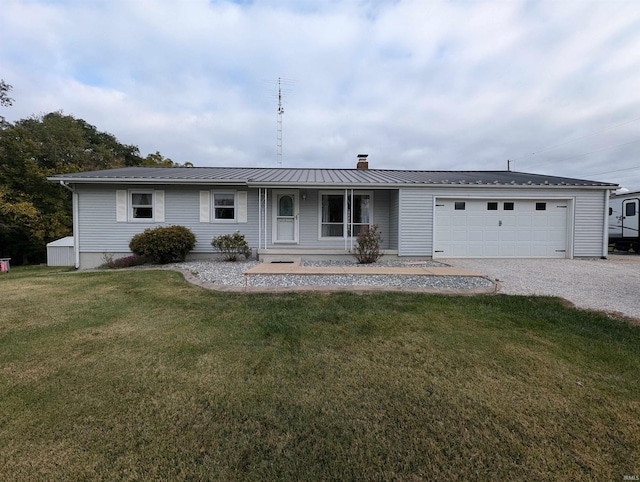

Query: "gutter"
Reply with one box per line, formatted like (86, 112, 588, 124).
(246, 182, 618, 190)
(59, 181, 80, 269)
(47, 176, 247, 186)
(45, 177, 618, 190)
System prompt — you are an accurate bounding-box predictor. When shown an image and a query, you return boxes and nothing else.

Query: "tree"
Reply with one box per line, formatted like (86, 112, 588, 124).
(15, 112, 144, 171)
(143, 151, 193, 167)
(143, 151, 175, 166)
(0, 186, 44, 263)
(0, 111, 173, 264)
(0, 79, 13, 107)
(1, 79, 13, 126)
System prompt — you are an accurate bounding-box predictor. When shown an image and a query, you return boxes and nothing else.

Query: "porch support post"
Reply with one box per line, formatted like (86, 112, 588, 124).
(264, 189, 268, 249)
(350, 188, 354, 251)
(344, 189, 348, 251)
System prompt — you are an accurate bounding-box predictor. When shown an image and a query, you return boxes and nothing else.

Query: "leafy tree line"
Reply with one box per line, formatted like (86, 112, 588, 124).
(1, 82, 186, 264)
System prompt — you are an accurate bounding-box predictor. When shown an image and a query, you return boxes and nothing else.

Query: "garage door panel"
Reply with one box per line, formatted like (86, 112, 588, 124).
(434, 199, 568, 258)
(533, 231, 549, 241)
(548, 216, 566, 227)
(485, 231, 499, 242)
(533, 217, 549, 227)
(452, 217, 468, 226)
(452, 233, 468, 242)
(549, 231, 565, 242)
(484, 246, 499, 257)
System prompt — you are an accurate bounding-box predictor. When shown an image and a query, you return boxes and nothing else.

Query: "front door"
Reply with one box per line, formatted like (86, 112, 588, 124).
(273, 191, 298, 243)
(622, 199, 639, 238)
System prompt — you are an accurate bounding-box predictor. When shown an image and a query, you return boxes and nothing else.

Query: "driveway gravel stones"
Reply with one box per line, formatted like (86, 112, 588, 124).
(447, 256, 640, 321)
(173, 255, 640, 321)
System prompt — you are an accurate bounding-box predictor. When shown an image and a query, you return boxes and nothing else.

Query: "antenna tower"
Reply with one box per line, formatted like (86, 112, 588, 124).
(277, 78, 284, 167)
(268, 77, 295, 167)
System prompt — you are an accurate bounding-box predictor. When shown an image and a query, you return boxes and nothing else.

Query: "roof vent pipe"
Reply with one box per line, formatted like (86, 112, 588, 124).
(356, 154, 369, 170)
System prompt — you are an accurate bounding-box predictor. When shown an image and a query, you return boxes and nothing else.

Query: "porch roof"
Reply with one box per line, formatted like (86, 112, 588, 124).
(48, 166, 617, 189)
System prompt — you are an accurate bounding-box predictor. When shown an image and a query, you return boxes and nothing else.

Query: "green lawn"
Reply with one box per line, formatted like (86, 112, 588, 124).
(0, 267, 638, 480)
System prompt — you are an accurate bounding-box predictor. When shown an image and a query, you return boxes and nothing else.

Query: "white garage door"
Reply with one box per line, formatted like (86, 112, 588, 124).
(434, 199, 568, 258)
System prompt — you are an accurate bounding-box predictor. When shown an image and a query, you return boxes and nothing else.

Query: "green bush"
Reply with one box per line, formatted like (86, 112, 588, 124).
(129, 226, 196, 264)
(352, 225, 384, 264)
(211, 231, 251, 261)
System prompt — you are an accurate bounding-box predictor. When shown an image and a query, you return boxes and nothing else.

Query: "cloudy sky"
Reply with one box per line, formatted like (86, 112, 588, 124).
(2, 0, 640, 188)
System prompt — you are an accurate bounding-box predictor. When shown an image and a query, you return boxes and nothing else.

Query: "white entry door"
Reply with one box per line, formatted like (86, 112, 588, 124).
(434, 199, 569, 258)
(273, 191, 298, 243)
(622, 199, 639, 238)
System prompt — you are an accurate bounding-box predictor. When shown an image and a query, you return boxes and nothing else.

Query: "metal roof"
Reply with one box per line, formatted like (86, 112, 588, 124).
(48, 166, 618, 188)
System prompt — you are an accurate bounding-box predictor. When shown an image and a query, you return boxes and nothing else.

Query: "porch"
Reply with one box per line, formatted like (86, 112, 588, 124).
(255, 188, 399, 253)
(256, 248, 399, 263)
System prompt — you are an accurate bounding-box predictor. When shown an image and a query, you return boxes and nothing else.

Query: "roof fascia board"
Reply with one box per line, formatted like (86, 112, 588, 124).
(46, 177, 617, 190)
(47, 177, 248, 186)
(248, 182, 616, 189)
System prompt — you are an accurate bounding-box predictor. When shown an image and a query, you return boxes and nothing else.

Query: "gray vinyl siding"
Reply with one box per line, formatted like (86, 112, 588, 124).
(573, 189, 607, 257)
(373, 190, 391, 250)
(76, 184, 608, 262)
(398, 189, 433, 256)
(397, 187, 609, 257)
(76, 185, 394, 256)
(388, 190, 399, 250)
(77, 185, 260, 256)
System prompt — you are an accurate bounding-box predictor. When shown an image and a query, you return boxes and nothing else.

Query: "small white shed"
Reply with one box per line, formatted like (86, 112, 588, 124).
(47, 236, 75, 266)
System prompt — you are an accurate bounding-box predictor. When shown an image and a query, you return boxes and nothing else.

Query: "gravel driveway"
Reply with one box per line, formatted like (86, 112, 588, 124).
(446, 255, 640, 321)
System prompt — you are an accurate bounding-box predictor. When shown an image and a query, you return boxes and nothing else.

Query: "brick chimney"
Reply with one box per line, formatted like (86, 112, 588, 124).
(356, 154, 369, 169)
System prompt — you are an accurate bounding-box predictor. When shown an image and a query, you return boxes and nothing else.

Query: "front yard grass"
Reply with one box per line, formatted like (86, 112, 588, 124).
(0, 268, 638, 480)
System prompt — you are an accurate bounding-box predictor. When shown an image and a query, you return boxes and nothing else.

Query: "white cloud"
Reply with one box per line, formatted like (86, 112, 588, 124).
(2, 0, 640, 188)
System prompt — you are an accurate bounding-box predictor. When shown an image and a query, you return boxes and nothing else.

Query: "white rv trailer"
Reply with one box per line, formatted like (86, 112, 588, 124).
(609, 190, 640, 252)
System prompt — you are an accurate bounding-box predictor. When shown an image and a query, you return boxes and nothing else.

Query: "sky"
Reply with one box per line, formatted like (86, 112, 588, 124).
(2, 0, 640, 189)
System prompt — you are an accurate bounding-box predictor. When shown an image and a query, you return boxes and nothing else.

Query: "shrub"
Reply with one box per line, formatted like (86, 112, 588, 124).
(211, 231, 251, 261)
(352, 225, 384, 264)
(129, 225, 196, 264)
(100, 253, 148, 269)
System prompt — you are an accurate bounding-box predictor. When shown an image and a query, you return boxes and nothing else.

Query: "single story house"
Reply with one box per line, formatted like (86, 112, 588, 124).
(47, 155, 618, 269)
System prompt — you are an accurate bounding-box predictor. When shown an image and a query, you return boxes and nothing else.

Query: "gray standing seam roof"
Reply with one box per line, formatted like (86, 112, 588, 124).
(48, 166, 618, 187)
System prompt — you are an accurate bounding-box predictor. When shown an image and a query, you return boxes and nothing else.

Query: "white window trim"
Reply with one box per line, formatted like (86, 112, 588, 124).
(272, 189, 299, 244)
(128, 189, 155, 222)
(211, 190, 237, 223)
(348, 190, 374, 237)
(318, 190, 374, 240)
(318, 190, 345, 240)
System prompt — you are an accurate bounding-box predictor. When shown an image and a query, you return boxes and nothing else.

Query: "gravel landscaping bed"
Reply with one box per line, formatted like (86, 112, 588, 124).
(173, 259, 493, 291)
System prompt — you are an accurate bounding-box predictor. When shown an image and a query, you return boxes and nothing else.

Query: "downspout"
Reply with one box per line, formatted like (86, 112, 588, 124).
(59, 181, 79, 269)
